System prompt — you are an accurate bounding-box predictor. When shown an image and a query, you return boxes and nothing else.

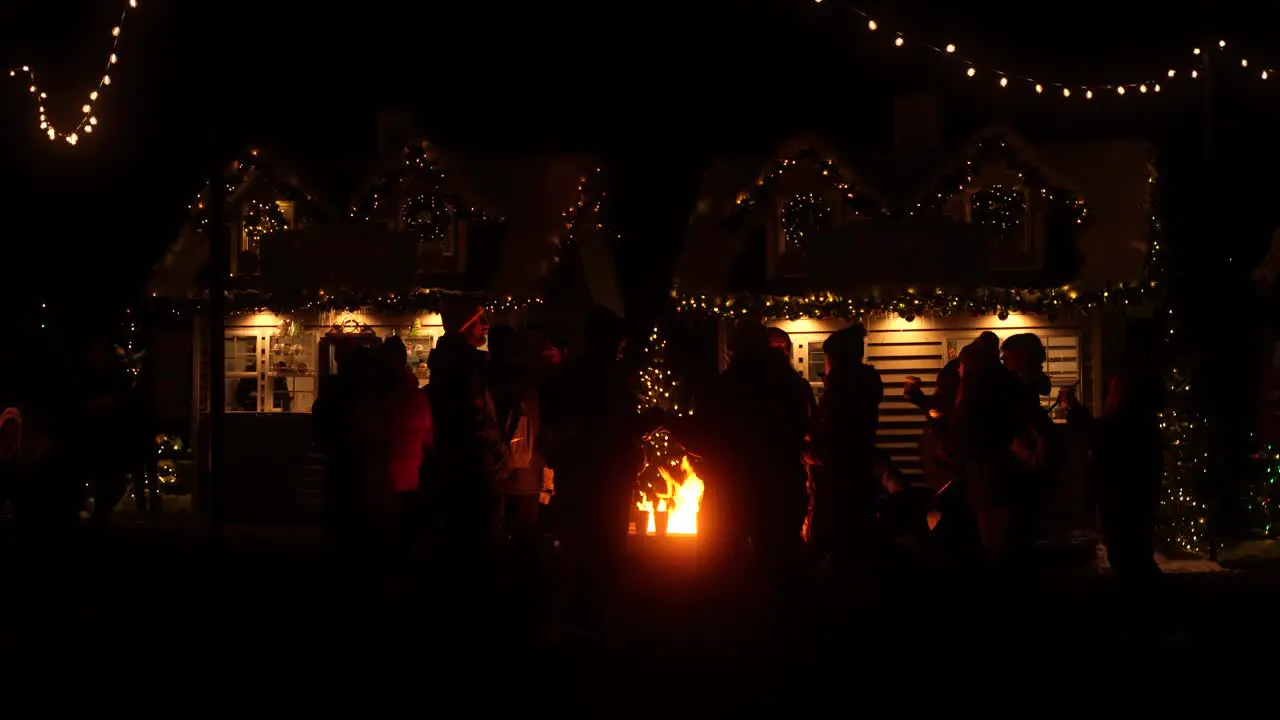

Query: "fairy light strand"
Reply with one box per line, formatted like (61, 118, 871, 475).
(827, 3, 1274, 99)
(7, 0, 139, 145)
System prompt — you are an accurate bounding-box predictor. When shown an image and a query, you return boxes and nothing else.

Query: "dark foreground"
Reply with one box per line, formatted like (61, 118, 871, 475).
(3, 520, 1277, 679)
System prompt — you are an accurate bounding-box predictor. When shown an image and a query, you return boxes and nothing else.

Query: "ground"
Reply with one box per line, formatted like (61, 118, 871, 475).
(3, 516, 1279, 680)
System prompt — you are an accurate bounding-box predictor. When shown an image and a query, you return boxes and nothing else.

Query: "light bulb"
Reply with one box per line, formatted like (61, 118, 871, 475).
(868, 20, 877, 30)
(89, 116, 98, 125)
(1086, 89, 1093, 99)
(1191, 70, 1198, 78)
(1062, 87, 1070, 97)
(999, 76, 1008, 87)
(82, 104, 91, 113)
(90, 91, 98, 100)
(966, 67, 975, 77)
(894, 36, 904, 47)
(1117, 86, 1126, 95)
(47, 128, 55, 140)
(1193, 48, 1201, 55)
(110, 54, 118, 64)
(1168, 69, 1176, 77)
(1219, 40, 1226, 48)
(84, 124, 93, 134)
(131, 0, 137, 7)
(1139, 84, 1148, 93)
(1264, 71, 1270, 80)
(946, 44, 956, 53)
(102, 75, 111, 85)
(1035, 83, 1043, 94)
(1154, 84, 1161, 92)
(112, 26, 121, 37)
(1242, 59, 1249, 67)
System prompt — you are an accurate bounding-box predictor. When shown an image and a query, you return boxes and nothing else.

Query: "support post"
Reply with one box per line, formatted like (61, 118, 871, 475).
(207, 164, 227, 542)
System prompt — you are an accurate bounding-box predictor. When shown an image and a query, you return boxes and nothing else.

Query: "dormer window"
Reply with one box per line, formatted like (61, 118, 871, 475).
(241, 200, 292, 254)
(967, 184, 1031, 254)
(401, 193, 457, 256)
(780, 192, 833, 254)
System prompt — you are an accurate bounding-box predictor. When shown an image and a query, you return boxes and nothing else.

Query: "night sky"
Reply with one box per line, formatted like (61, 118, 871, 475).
(3, 1, 1280, 326)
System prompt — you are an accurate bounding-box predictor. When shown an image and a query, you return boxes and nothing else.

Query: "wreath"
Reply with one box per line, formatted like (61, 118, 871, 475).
(401, 193, 454, 245)
(781, 193, 833, 253)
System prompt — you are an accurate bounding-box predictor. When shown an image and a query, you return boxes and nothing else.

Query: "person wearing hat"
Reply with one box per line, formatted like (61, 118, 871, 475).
(810, 324, 884, 571)
(426, 296, 507, 562)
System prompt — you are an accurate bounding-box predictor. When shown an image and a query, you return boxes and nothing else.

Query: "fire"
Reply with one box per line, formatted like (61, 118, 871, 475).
(636, 455, 705, 535)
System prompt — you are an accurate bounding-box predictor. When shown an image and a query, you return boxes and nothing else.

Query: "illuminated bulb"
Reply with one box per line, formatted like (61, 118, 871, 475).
(1193, 48, 1201, 55)
(28, 85, 35, 93)
(1191, 70, 1198, 78)
(22, 65, 28, 71)
(39, 121, 47, 129)
(1264, 71, 1270, 80)
(1117, 86, 1126, 95)
(131, 0, 137, 6)
(1139, 84, 1148, 93)
(110, 54, 118, 64)
(1242, 59, 1249, 67)
(999, 76, 1008, 87)
(90, 90, 98, 100)
(47, 128, 55, 140)
(1062, 87, 1070, 97)
(102, 75, 111, 85)
(1086, 89, 1093, 99)
(82, 104, 91, 113)
(966, 67, 975, 77)
(1219, 40, 1226, 48)
(112, 26, 121, 37)
(84, 125, 92, 134)
(946, 44, 956, 53)
(1154, 84, 1161, 92)
(66, 133, 78, 145)
(894, 36, 904, 47)
(89, 116, 97, 125)
(1035, 83, 1043, 94)
(1168, 69, 1176, 77)
(868, 20, 877, 30)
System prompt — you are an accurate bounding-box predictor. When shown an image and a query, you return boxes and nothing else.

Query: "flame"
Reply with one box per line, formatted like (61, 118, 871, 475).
(636, 455, 705, 535)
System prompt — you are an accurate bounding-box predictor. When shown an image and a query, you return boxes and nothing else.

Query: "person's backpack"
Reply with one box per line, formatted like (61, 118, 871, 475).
(504, 401, 534, 470)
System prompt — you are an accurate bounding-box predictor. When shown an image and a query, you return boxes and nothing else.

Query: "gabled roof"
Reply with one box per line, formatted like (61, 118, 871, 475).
(348, 139, 617, 303)
(908, 123, 1084, 207)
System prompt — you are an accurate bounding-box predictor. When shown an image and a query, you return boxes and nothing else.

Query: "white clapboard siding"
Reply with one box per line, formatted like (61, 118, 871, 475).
(781, 320, 1084, 478)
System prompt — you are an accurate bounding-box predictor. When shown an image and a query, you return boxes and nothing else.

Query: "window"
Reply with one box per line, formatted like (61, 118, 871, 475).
(966, 185, 1031, 254)
(240, 200, 293, 254)
(401, 194, 457, 256)
(268, 333, 318, 412)
(225, 336, 261, 413)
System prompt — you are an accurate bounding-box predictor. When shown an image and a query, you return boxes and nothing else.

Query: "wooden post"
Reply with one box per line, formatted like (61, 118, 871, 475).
(207, 163, 227, 542)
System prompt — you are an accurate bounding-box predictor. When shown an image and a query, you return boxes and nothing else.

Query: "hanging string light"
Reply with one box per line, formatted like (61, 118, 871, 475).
(826, 3, 1274, 99)
(6, 0, 138, 145)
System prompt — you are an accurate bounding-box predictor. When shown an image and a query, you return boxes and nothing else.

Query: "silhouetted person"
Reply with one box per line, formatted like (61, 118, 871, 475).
(313, 338, 374, 547)
(546, 308, 658, 643)
(1001, 332, 1057, 570)
(811, 325, 884, 576)
(426, 298, 507, 568)
(488, 325, 544, 551)
(1061, 341, 1169, 642)
(83, 341, 132, 526)
(368, 336, 433, 545)
(685, 319, 811, 644)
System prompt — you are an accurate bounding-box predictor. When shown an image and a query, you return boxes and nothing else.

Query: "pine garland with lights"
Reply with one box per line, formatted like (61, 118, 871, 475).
(349, 143, 502, 223)
(731, 147, 886, 222)
(150, 289, 543, 318)
(190, 148, 320, 233)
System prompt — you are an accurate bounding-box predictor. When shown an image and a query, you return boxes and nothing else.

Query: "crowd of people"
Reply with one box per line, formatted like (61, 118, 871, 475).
(0, 339, 151, 540)
(309, 294, 1170, 645)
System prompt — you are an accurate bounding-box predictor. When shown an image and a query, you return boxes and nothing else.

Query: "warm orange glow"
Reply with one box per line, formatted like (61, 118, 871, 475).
(636, 455, 705, 535)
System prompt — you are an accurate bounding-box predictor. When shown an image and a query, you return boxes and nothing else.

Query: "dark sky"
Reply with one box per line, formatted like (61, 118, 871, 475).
(3, 1, 1280, 324)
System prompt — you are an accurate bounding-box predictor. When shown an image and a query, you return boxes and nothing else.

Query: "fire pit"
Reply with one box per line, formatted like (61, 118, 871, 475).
(630, 455, 704, 537)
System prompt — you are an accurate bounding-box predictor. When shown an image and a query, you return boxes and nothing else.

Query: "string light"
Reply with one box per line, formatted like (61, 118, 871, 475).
(825, 3, 1275, 100)
(7, 1, 138, 145)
